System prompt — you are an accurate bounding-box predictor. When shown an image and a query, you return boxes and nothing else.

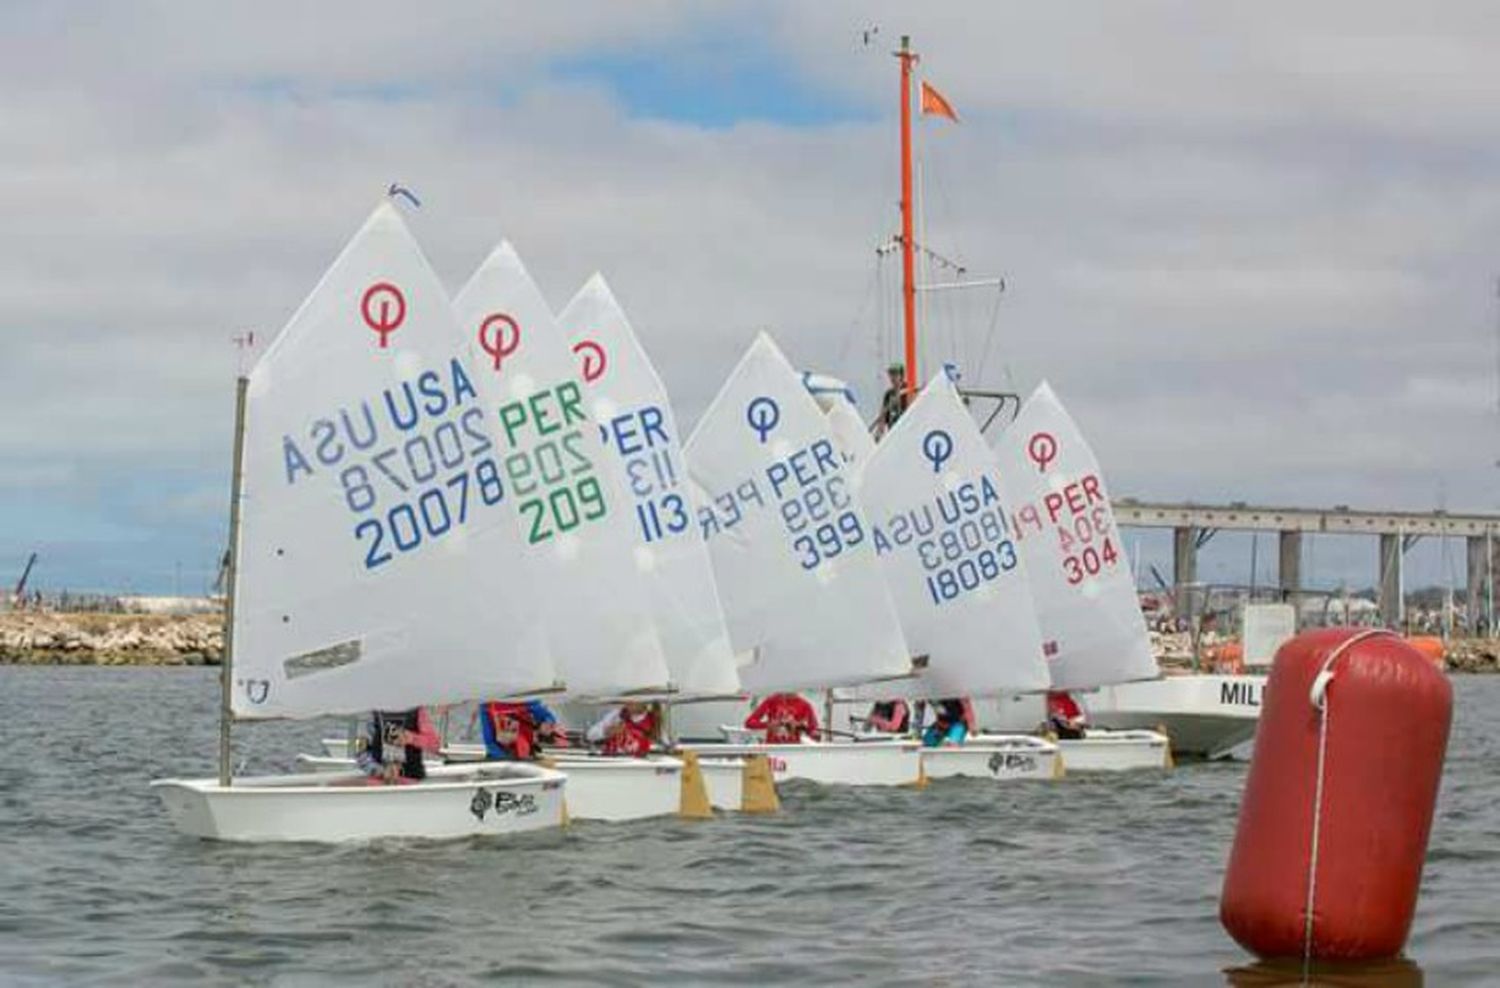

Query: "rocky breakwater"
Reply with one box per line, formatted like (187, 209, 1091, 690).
(0, 612, 222, 666)
(1447, 638, 1500, 674)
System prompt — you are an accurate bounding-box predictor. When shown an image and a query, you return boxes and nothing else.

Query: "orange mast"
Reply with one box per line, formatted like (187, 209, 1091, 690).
(896, 35, 919, 401)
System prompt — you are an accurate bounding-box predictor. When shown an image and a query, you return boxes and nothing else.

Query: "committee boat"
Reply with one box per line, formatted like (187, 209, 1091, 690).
(152, 201, 567, 841)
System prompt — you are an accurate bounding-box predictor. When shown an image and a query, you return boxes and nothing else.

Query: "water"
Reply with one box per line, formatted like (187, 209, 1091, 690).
(1, 668, 1497, 986)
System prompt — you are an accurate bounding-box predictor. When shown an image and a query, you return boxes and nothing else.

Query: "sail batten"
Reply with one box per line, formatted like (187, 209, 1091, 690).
(992, 381, 1159, 690)
(684, 333, 909, 693)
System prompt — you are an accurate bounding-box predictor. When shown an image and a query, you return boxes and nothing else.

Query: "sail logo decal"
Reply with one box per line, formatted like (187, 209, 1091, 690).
(745, 397, 780, 443)
(921, 429, 953, 473)
(478, 313, 521, 372)
(239, 677, 271, 704)
(360, 282, 406, 348)
(572, 340, 607, 382)
(1026, 431, 1057, 472)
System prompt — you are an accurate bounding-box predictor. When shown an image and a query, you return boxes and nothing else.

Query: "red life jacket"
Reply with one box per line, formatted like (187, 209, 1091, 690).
(487, 701, 539, 760)
(1047, 691, 1083, 723)
(601, 709, 657, 757)
(746, 694, 819, 744)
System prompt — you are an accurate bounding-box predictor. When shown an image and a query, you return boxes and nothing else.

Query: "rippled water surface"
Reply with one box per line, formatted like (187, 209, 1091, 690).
(1, 668, 1496, 985)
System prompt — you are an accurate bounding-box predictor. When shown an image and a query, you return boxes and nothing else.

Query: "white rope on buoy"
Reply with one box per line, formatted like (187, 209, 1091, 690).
(1302, 628, 1400, 977)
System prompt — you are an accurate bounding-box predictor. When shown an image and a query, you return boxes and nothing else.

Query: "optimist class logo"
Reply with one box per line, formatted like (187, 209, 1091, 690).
(572, 340, 607, 382)
(1027, 431, 1058, 473)
(746, 396, 780, 443)
(478, 313, 521, 372)
(361, 282, 406, 348)
(922, 429, 954, 474)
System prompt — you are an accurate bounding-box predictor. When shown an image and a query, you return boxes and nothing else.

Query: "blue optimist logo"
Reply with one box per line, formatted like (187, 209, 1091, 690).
(922, 429, 954, 473)
(746, 396, 780, 444)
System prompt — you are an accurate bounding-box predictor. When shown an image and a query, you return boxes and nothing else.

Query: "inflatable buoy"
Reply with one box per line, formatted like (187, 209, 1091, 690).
(1220, 628, 1452, 963)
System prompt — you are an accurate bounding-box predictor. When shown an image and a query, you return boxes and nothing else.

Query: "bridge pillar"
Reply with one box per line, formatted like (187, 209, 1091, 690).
(1378, 532, 1403, 630)
(1278, 530, 1302, 610)
(1469, 535, 1495, 634)
(1173, 526, 1197, 616)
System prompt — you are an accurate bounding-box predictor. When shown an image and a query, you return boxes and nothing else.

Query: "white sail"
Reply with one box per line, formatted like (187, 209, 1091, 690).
(233, 203, 553, 719)
(453, 243, 670, 697)
(859, 374, 1049, 698)
(992, 381, 1158, 690)
(556, 274, 739, 696)
(825, 399, 877, 470)
(684, 333, 909, 693)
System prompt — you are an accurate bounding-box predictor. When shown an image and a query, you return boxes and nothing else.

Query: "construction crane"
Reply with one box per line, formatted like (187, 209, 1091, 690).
(12, 552, 38, 608)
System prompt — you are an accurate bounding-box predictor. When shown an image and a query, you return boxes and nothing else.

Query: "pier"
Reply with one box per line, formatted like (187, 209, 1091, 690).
(1113, 499, 1500, 631)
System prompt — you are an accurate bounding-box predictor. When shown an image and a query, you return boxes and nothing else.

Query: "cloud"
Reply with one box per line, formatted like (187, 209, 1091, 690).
(4, 2, 1499, 592)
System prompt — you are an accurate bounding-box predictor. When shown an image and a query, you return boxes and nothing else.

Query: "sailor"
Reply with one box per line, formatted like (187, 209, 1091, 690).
(354, 708, 442, 784)
(585, 701, 662, 757)
(1045, 690, 1088, 740)
(480, 698, 568, 761)
(864, 698, 910, 735)
(922, 698, 974, 747)
(872, 362, 909, 438)
(744, 692, 820, 744)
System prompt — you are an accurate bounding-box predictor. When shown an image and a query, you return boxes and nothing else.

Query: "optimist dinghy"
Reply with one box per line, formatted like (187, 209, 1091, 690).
(297, 256, 703, 824)
(987, 382, 1171, 772)
(678, 334, 921, 786)
(557, 274, 779, 813)
(152, 202, 567, 841)
(853, 373, 1060, 782)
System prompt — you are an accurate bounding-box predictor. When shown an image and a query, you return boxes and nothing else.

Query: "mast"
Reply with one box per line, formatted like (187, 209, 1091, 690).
(218, 375, 248, 787)
(896, 34, 919, 400)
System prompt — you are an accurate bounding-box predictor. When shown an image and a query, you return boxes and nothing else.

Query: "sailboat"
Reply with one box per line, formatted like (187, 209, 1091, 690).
(975, 382, 1172, 771)
(853, 372, 1062, 781)
(553, 273, 773, 812)
(152, 202, 567, 842)
(425, 240, 689, 822)
(677, 334, 923, 786)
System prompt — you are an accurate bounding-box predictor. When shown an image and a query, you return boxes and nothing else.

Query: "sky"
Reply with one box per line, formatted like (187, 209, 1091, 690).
(3, 1, 1498, 596)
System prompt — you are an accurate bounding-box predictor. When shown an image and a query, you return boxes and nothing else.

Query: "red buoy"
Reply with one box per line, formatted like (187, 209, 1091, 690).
(1221, 628, 1452, 962)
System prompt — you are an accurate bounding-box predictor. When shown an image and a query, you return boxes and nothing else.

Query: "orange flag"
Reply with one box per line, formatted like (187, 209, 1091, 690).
(920, 80, 959, 122)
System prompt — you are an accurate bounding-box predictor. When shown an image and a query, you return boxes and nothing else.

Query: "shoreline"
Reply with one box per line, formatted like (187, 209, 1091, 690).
(2, 611, 1497, 673)
(0, 611, 221, 666)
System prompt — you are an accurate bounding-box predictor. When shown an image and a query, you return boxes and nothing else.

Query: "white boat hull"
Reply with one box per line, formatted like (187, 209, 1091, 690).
(1051, 729, 1172, 772)
(542, 754, 685, 822)
(1087, 675, 1265, 759)
(151, 763, 566, 842)
(681, 739, 921, 787)
(299, 746, 691, 823)
(920, 735, 1061, 781)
